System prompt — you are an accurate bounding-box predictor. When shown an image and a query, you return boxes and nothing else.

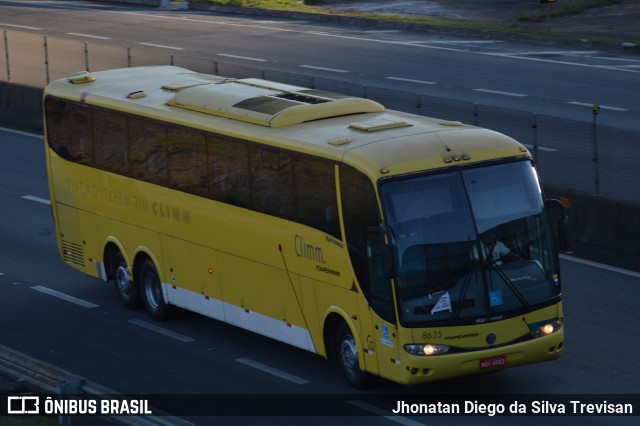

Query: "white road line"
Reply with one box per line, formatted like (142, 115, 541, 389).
(0, 23, 42, 31)
(348, 400, 427, 426)
(522, 144, 556, 153)
(138, 42, 183, 51)
(0, 272, 4, 276)
(560, 254, 640, 280)
(567, 101, 628, 112)
(385, 76, 436, 85)
(104, 12, 638, 74)
(67, 32, 110, 40)
(216, 53, 268, 62)
(128, 319, 195, 342)
(299, 65, 349, 73)
(473, 88, 527, 97)
(0, 126, 43, 139)
(235, 357, 310, 385)
(31, 286, 99, 309)
(21, 195, 51, 205)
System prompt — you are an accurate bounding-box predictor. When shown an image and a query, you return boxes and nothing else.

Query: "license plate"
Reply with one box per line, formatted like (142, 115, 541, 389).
(480, 355, 507, 369)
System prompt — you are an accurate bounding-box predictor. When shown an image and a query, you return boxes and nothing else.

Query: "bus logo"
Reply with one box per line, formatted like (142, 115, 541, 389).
(7, 396, 40, 414)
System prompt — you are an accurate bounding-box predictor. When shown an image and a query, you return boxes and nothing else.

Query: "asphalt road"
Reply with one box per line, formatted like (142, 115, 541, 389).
(0, 0, 639, 132)
(1, 123, 639, 425)
(1, 1, 639, 424)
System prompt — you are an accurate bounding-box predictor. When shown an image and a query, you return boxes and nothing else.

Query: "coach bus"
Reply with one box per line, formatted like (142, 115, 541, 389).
(44, 66, 564, 387)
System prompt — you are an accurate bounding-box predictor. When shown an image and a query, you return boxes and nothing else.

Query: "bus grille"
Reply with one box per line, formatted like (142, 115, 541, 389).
(61, 241, 84, 267)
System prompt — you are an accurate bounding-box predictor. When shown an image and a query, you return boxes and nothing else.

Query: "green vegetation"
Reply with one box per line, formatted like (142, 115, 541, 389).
(517, 0, 620, 22)
(192, 0, 638, 45)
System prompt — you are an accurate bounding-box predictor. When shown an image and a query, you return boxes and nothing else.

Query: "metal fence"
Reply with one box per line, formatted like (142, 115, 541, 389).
(2, 28, 638, 206)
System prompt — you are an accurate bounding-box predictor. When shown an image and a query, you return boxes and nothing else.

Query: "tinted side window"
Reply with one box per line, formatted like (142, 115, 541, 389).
(93, 109, 128, 174)
(130, 119, 167, 186)
(249, 147, 293, 218)
(207, 135, 250, 207)
(294, 157, 339, 238)
(340, 166, 380, 292)
(167, 128, 207, 196)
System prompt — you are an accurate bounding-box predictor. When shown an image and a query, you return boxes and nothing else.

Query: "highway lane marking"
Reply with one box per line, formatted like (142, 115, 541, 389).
(386, 76, 436, 85)
(21, 195, 51, 205)
(67, 32, 110, 40)
(128, 319, 195, 342)
(124, 12, 640, 75)
(560, 254, 640, 280)
(299, 65, 349, 73)
(0, 23, 43, 31)
(0, 126, 43, 139)
(216, 53, 268, 62)
(566, 101, 628, 112)
(348, 400, 427, 426)
(31, 286, 99, 308)
(522, 144, 556, 153)
(473, 88, 528, 97)
(234, 357, 310, 384)
(15, 3, 637, 76)
(138, 42, 184, 50)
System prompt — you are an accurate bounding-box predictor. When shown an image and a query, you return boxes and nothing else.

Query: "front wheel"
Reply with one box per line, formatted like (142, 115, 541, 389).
(139, 259, 169, 321)
(336, 322, 369, 389)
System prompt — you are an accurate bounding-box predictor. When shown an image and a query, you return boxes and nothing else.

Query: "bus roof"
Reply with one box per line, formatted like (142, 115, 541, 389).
(45, 66, 530, 181)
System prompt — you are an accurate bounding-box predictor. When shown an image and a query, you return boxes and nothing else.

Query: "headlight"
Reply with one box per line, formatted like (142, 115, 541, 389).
(404, 343, 450, 356)
(530, 319, 563, 338)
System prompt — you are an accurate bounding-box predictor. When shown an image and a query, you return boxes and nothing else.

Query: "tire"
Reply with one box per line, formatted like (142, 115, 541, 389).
(139, 259, 169, 321)
(110, 251, 140, 309)
(336, 322, 369, 389)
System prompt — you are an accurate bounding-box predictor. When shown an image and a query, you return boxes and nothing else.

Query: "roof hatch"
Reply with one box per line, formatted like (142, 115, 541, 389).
(166, 78, 384, 128)
(349, 118, 412, 132)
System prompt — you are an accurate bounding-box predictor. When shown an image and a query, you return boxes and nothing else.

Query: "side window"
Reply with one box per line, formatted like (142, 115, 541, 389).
(340, 166, 380, 295)
(207, 135, 250, 207)
(293, 156, 340, 238)
(93, 109, 128, 174)
(44, 98, 70, 157)
(365, 229, 395, 323)
(167, 128, 207, 196)
(249, 146, 293, 218)
(130, 119, 167, 186)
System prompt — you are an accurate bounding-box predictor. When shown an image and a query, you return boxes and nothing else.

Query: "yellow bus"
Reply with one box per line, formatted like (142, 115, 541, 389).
(44, 66, 564, 387)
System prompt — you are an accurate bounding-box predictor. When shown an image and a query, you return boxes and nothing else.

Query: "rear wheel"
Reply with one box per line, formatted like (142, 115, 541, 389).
(336, 322, 369, 389)
(110, 252, 139, 309)
(139, 259, 169, 321)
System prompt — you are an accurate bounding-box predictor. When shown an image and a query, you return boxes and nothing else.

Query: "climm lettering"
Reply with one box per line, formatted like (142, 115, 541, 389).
(294, 235, 325, 264)
(152, 202, 191, 225)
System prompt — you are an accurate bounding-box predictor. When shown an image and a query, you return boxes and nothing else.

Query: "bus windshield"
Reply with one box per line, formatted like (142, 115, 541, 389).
(380, 161, 561, 326)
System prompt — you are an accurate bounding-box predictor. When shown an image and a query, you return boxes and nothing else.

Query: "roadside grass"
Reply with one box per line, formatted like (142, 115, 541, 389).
(517, 0, 620, 22)
(192, 0, 639, 44)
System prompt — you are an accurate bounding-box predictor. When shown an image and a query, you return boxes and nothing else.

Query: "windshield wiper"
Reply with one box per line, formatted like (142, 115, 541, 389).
(490, 261, 530, 307)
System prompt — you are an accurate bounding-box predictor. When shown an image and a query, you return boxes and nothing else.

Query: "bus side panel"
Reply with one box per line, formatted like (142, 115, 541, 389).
(160, 235, 224, 320)
(216, 252, 316, 352)
(298, 276, 322, 356)
(55, 204, 98, 278)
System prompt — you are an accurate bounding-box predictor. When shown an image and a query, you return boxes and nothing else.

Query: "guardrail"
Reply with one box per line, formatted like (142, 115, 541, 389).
(0, 344, 193, 425)
(1, 27, 639, 257)
(2, 27, 638, 206)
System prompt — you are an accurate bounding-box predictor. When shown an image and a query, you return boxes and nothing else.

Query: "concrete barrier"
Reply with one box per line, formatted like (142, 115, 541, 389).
(1, 82, 637, 259)
(0, 81, 43, 133)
